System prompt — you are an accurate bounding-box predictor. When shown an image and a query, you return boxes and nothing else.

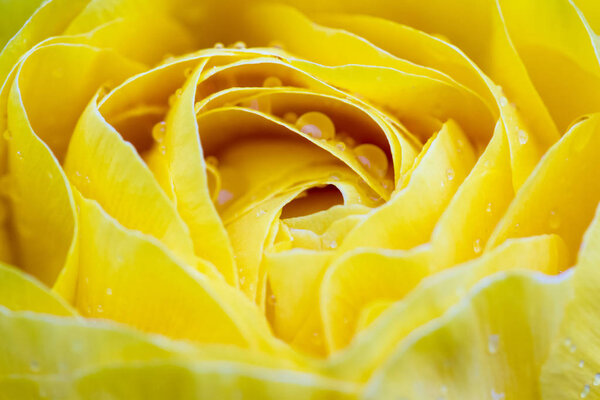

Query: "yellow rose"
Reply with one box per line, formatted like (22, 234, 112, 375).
(1, 0, 600, 398)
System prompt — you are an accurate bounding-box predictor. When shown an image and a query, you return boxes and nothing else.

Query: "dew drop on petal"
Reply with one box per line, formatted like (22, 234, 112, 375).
(499, 96, 508, 107)
(205, 156, 219, 167)
(593, 373, 600, 386)
(232, 41, 246, 49)
(579, 360, 585, 368)
(283, 112, 298, 124)
(335, 141, 346, 152)
(488, 334, 499, 354)
(486, 202, 493, 214)
(296, 111, 335, 140)
(263, 76, 283, 87)
(549, 210, 561, 230)
(214, 42, 224, 49)
(581, 384, 590, 398)
(96, 305, 103, 313)
(473, 238, 482, 254)
(217, 189, 234, 206)
(354, 144, 389, 178)
(446, 168, 455, 181)
(30, 359, 40, 372)
(517, 129, 529, 145)
(491, 389, 505, 400)
(152, 121, 166, 142)
(106, 288, 112, 296)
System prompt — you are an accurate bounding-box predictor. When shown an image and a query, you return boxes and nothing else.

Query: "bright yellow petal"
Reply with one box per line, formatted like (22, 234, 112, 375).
(340, 119, 476, 251)
(541, 204, 600, 399)
(487, 114, 600, 263)
(323, 235, 568, 382)
(74, 193, 285, 355)
(364, 271, 571, 399)
(0, 263, 75, 316)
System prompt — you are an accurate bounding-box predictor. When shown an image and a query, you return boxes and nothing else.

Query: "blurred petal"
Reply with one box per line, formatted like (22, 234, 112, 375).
(541, 204, 600, 399)
(0, 263, 75, 316)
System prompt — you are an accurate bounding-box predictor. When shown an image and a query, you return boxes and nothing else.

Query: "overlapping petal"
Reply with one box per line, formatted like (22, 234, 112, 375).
(1, 0, 599, 398)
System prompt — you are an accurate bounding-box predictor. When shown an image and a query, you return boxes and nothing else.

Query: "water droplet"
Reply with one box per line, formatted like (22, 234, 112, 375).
(473, 238, 482, 254)
(15, 150, 23, 160)
(30, 359, 40, 372)
(579, 360, 585, 368)
(239, 276, 246, 286)
(517, 129, 529, 145)
(214, 42, 224, 49)
(488, 334, 499, 354)
(242, 97, 271, 113)
(296, 111, 335, 140)
(330, 174, 340, 181)
(217, 189, 234, 206)
(593, 373, 600, 386)
(383, 179, 394, 191)
(283, 112, 298, 124)
(328, 240, 338, 249)
(564, 337, 572, 347)
(256, 209, 266, 217)
(571, 343, 577, 353)
(232, 41, 246, 49)
(446, 168, 455, 181)
(354, 143, 389, 178)
(440, 385, 448, 395)
(581, 384, 590, 398)
(335, 141, 346, 152)
(152, 121, 166, 142)
(267, 294, 277, 306)
(96, 305, 103, 313)
(342, 134, 357, 148)
(3, 130, 11, 140)
(263, 76, 282, 87)
(106, 288, 112, 296)
(269, 40, 284, 49)
(499, 96, 508, 107)
(486, 202, 493, 213)
(548, 210, 561, 230)
(491, 389, 505, 400)
(205, 156, 219, 166)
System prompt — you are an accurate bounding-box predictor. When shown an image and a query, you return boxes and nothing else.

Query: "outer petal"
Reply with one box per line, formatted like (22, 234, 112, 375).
(74, 193, 286, 355)
(364, 271, 571, 400)
(322, 235, 568, 382)
(541, 205, 600, 399)
(0, 263, 75, 316)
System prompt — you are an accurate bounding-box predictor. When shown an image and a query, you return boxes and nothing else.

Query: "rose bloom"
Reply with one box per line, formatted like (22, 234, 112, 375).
(1, 0, 600, 398)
